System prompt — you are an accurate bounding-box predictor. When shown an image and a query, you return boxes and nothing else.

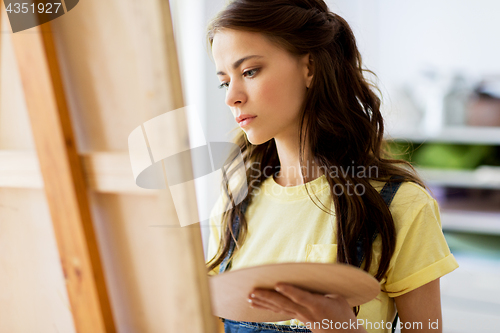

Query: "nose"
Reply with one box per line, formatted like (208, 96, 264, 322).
(225, 80, 247, 107)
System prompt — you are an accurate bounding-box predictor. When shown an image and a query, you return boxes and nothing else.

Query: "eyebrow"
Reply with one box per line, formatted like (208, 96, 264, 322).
(216, 55, 264, 75)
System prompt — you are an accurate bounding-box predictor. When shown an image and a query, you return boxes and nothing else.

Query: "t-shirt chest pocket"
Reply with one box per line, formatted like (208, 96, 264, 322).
(305, 244, 338, 263)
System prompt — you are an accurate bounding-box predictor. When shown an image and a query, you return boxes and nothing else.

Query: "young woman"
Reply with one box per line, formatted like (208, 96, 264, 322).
(205, 1, 459, 332)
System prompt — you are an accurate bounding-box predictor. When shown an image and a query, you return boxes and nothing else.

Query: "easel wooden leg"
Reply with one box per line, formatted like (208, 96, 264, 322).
(11, 20, 116, 333)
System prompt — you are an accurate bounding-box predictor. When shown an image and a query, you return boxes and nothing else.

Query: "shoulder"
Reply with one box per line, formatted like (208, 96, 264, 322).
(370, 179, 434, 206)
(370, 179, 439, 230)
(392, 181, 435, 210)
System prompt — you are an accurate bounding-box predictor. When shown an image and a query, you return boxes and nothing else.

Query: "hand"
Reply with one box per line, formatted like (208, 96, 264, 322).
(248, 283, 366, 332)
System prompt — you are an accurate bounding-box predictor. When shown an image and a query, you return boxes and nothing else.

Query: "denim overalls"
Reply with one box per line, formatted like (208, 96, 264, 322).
(219, 176, 404, 333)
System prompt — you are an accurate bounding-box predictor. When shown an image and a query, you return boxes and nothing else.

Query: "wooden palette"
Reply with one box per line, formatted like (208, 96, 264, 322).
(209, 262, 380, 323)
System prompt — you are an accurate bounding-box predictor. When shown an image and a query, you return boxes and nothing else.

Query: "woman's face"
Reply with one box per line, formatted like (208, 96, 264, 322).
(212, 29, 313, 145)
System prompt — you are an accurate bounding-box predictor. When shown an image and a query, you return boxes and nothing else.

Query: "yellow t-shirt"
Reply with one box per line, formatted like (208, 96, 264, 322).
(206, 174, 459, 333)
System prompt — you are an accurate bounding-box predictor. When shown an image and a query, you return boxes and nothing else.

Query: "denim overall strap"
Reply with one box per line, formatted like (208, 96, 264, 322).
(354, 175, 404, 267)
(219, 199, 249, 273)
(354, 175, 404, 333)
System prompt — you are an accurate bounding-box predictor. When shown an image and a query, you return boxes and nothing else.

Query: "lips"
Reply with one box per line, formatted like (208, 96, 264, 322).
(236, 114, 257, 123)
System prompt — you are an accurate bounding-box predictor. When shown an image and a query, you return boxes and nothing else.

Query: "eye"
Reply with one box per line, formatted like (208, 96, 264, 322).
(243, 68, 259, 78)
(217, 68, 260, 90)
(218, 82, 229, 90)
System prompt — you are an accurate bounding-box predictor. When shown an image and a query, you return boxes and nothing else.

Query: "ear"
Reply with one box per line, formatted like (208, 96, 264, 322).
(301, 53, 314, 89)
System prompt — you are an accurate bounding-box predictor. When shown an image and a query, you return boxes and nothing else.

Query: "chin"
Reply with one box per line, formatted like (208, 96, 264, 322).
(244, 131, 271, 146)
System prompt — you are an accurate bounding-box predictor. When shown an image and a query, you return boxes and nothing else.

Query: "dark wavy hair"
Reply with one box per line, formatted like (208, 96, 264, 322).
(205, 0, 425, 315)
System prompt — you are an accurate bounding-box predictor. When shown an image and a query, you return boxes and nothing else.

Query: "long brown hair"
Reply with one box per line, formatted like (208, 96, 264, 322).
(206, 0, 425, 309)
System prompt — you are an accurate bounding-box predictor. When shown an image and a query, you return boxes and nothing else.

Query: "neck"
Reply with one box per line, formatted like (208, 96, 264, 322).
(273, 135, 324, 187)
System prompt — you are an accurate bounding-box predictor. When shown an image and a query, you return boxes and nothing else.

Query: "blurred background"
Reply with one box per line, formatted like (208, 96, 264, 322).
(169, 0, 500, 332)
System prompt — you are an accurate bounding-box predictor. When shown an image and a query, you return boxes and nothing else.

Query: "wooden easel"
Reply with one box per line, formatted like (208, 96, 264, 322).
(0, 2, 219, 332)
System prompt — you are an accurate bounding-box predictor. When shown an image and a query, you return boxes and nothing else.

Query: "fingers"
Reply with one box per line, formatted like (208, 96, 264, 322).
(248, 284, 355, 329)
(249, 288, 306, 315)
(249, 289, 294, 310)
(274, 283, 316, 307)
(249, 297, 294, 316)
(248, 296, 277, 311)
